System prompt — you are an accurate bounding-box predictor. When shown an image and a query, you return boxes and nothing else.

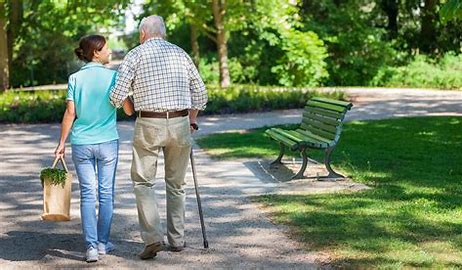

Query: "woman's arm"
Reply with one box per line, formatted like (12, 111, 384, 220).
(122, 97, 135, 116)
(55, 101, 76, 158)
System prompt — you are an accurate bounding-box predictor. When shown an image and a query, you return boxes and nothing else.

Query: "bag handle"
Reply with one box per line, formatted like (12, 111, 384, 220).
(52, 156, 69, 172)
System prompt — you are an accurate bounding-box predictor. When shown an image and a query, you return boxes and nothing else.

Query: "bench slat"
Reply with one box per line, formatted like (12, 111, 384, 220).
(306, 100, 346, 113)
(295, 129, 334, 145)
(302, 111, 340, 126)
(287, 130, 328, 148)
(271, 128, 304, 143)
(304, 106, 344, 119)
(265, 129, 299, 150)
(302, 118, 338, 133)
(311, 97, 353, 109)
(301, 124, 337, 141)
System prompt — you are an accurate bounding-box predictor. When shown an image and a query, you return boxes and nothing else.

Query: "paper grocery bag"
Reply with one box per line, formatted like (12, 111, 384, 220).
(41, 157, 72, 221)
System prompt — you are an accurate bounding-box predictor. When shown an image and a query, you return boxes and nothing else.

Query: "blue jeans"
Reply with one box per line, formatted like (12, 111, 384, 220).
(72, 139, 118, 248)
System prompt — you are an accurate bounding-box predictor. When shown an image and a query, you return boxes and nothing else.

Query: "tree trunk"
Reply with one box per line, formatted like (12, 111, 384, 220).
(0, 2, 9, 91)
(420, 0, 437, 53)
(212, 0, 230, 88)
(190, 24, 200, 68)
(7, 0, 22, 79)
(381, 0, 399, 39)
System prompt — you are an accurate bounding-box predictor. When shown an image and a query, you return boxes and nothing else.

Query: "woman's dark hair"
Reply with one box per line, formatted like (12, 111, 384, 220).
(74, 35, 106, 62)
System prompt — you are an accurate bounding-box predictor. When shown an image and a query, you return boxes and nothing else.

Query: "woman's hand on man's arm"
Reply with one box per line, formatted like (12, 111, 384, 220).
(122, 97, 135, 116)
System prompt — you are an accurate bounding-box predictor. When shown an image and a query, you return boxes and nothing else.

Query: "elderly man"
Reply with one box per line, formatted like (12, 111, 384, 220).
(110, 15, 207, 259)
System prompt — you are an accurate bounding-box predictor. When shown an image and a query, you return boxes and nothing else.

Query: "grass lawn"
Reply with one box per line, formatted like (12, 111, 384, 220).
(196, 116, 462, 269)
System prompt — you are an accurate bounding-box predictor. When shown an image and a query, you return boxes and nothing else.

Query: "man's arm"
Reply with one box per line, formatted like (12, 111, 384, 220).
(110, 50, 139, 108)
(187, 55, 207, 127)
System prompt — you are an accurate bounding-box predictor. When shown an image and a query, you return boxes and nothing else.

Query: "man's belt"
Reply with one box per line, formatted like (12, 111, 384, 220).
(138, 109, 189, 119)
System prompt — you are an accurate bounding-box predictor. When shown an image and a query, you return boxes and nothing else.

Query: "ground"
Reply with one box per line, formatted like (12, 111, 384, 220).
(0, 87, 461, 269)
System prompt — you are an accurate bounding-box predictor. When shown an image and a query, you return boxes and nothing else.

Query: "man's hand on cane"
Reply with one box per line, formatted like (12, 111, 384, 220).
(189, 109, 200, 133)
(190, 122, 199, 133)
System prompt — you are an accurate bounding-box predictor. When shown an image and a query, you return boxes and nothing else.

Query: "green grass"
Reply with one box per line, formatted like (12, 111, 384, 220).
(196, 117, 462, 268)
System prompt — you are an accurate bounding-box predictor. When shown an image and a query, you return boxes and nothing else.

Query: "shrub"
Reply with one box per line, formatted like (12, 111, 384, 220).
(0, 91, 67, 123)
(0, 86, 347, 123)
(270, 30, 329, 87)
(203, 85, 346, 115)
(371, 52, 462, 89)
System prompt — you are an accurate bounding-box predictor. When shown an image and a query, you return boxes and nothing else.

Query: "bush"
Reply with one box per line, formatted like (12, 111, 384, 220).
(0, 91, 67, 123)
(203, 85, 346, 115)
(371, 53, 462, 89)
(0, 86, 347, 123)
(270, 30, 329, 87)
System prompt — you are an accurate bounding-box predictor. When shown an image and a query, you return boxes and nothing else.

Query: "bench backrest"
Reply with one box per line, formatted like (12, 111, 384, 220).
(300, 97, 353, 145)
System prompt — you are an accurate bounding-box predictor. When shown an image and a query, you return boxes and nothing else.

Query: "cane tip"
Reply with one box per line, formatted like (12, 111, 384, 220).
(204, 241, 209, 249)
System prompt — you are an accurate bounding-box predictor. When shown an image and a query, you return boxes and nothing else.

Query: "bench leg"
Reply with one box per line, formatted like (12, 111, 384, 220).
(324, 146, 345, 179)
(270, 143, 285, 166)
(291, 148, 308, 180)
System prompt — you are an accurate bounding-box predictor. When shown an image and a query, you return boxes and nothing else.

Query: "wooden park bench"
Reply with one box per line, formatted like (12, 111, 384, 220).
(265, 97, 353, 180)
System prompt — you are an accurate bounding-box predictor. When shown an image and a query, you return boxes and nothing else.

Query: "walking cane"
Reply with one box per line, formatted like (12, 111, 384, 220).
(190, 126, 209, 248)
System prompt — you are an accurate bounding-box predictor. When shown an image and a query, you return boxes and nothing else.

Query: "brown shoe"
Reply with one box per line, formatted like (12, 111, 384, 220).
(139, 242, 164, 260)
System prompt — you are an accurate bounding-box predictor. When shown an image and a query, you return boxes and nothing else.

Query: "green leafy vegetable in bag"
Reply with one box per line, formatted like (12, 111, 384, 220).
(40, 168, 67, 188)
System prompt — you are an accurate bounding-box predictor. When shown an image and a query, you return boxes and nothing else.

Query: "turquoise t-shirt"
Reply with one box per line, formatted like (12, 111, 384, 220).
(67, 62, 119, 145)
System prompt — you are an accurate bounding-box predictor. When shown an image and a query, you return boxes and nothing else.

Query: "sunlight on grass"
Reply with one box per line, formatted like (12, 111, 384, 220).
(197, 116, 462, 268)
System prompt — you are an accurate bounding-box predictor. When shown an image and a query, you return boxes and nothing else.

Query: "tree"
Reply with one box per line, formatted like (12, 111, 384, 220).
(142, 0, 252, 88)
(6, 0, 130, 87)
(420, 0, 438, 53)
(0, 1, 8, 90)
(380, 0, 399, 39)
(7, 0, 21, 81)
(211, 0, 230, 87)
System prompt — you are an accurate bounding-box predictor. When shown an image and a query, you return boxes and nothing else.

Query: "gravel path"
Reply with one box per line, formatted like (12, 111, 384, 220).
(1, 88, 461, 269)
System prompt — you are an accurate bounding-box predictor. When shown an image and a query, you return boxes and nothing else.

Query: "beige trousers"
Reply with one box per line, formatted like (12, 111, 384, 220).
(131, 115, 192, 247)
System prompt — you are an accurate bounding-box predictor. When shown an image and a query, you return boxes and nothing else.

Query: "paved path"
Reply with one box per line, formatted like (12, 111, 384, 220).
(0, 123, 320, 269)
(198, 88, 462, 134)
(0, 88, 461, 269)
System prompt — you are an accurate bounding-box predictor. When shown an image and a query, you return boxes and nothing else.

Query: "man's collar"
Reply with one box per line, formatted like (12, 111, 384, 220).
(145, 37, 164, 43)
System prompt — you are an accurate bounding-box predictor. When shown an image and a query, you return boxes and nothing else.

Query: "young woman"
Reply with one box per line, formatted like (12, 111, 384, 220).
(55, 35, 134, 263)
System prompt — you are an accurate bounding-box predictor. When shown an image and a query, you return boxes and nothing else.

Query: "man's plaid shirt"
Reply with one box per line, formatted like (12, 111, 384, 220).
(110, 38, 207, 112)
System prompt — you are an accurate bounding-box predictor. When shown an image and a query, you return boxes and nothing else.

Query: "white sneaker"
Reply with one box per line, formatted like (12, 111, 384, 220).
(86, 246, 98, 263)
(97, 242, 114, 255)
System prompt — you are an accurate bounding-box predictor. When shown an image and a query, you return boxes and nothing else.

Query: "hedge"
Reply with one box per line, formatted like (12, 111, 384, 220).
(0, 85, 347, 123)
(371, 53, 462, 90)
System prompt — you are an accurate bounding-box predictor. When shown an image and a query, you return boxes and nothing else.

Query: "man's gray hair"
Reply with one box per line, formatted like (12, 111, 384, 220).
(139, 15, 166, 39)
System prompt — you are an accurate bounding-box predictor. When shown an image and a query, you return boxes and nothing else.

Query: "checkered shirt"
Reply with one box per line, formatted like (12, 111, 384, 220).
(110, 38, 207, 112)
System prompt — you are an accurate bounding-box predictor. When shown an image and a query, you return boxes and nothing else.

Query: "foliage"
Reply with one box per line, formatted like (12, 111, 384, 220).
(440, 0, 462, 23)
(198, 57, 219, 85)
(203, 85, 346, 115)
(197, 116, 462, 268)
(7, 1, 129, 87)
(300, 0, 400, 86)
(270, 29, 328, 87)
(0, 86, 346, 123)
(5, 0, 462, 89)
(0, 90, 66, 123)
(371, 53, 462, 89)
(40, 167, 67, 188)
(140, 0, 328, 87)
